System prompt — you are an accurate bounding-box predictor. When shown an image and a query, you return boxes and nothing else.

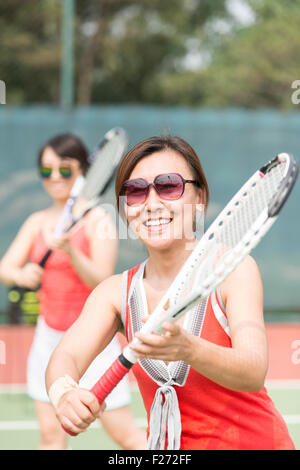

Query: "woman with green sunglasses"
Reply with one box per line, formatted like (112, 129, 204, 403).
(0, 133, 146, 451)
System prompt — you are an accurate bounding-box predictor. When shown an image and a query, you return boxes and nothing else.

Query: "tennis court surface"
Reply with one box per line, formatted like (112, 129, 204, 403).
(0, 321, 299, 450)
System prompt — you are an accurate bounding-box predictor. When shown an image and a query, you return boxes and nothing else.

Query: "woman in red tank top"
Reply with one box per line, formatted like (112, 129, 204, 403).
(45, 135, 295, 450)
(0, 133, 146, 450)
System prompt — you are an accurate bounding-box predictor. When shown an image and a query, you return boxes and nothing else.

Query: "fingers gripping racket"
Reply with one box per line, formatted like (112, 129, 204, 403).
(64, 152, 298, 436)
(39, 127, 129, 267)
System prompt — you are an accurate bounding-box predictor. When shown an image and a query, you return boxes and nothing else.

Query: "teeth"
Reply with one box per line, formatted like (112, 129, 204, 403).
(145, 218, 171, 227)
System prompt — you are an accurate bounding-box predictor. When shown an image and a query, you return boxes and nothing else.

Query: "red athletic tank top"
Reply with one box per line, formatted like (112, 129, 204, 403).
(123, 264, 295, 450)
(30, 215, 92, 331)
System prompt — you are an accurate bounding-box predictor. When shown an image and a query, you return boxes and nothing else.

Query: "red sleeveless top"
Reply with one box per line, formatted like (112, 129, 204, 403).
(30, 217, 92, 331)
(124, 264, 295, 450)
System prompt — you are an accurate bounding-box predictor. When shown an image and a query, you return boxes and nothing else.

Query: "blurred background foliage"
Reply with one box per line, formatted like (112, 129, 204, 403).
(0, 0, 299, 108)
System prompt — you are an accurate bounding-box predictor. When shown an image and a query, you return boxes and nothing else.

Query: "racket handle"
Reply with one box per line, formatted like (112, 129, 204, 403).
(62, 353, 133, 437)
(38, 208, 92, 269)
(39, 248, 53, 268)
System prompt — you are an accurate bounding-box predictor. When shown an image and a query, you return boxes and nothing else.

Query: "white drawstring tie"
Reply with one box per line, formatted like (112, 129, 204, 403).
(147, 384, 181, 450)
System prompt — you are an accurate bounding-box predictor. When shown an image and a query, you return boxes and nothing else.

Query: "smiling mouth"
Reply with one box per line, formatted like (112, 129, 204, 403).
(143, 218, 172, 228)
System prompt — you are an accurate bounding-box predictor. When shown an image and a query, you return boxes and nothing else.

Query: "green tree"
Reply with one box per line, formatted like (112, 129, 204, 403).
(75, 0, 229, 105)
(199, 2, 300, 109)
(0, 0, 229, 105)
(248, 0, 300, 20)
(144, 0, 300, 109)
(0, 1, 61, 103)
(162, 0, 300, 109)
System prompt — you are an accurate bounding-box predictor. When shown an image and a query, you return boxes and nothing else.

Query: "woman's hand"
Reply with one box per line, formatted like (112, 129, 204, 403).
(131, 316, 195, 364)
(49, 233, 72, 256)
(55, 388, 106, 435)
(15, 262, 44, 290)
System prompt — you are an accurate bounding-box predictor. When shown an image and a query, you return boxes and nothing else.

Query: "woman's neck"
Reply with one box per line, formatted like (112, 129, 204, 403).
(51, 199, 68, 212)
(145, 238, 198, 289)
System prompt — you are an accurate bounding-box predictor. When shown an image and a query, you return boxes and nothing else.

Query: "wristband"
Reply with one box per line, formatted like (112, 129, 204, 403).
(48, 374, 79, 409)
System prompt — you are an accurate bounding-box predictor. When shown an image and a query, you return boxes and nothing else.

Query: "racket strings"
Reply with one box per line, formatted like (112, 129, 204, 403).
(82, 140, 123, 200)
(226, 162, 285, 244)
(205, 162, 286, 273)
(172, 160, 288, 307)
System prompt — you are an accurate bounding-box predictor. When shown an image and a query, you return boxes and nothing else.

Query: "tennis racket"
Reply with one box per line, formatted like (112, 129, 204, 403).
(7, 127, 128, 324)
(63, 152, 298, 436)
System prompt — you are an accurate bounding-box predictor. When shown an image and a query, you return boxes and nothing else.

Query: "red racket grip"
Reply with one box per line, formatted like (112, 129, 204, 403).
(90, 354, 133, 403)
(62, 354, 133, 436)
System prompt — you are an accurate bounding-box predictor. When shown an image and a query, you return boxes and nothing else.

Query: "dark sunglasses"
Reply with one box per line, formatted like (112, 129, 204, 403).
(120, 173, 200, 206)
(39, 166, 73, 179)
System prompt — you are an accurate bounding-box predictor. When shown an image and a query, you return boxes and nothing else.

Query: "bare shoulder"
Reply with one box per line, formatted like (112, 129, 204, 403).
(26, 209, 47, 225)
(89, 273, 123, 315)
(226, 255, 261, 283)
(220, 255, 263, 306)
(0, 210, 49, 265)
(86, 206, 113, 224)
(17, 210, 47, 236)
(85, 206, 117, 239)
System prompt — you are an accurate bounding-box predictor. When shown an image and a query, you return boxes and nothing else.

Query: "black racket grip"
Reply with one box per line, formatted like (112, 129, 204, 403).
(39, 249, 53, 268)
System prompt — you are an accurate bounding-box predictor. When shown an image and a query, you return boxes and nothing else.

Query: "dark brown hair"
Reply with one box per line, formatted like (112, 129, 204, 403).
(115, 135, 209, 213)
(38, 133, 89, 174)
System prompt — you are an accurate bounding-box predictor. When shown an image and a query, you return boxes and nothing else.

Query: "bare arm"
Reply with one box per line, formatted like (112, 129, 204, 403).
(0, 212, 44, 289)
(46, 274, 122, 384)
(132, 256, 268, 393)
(45, 274, 123, 434)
